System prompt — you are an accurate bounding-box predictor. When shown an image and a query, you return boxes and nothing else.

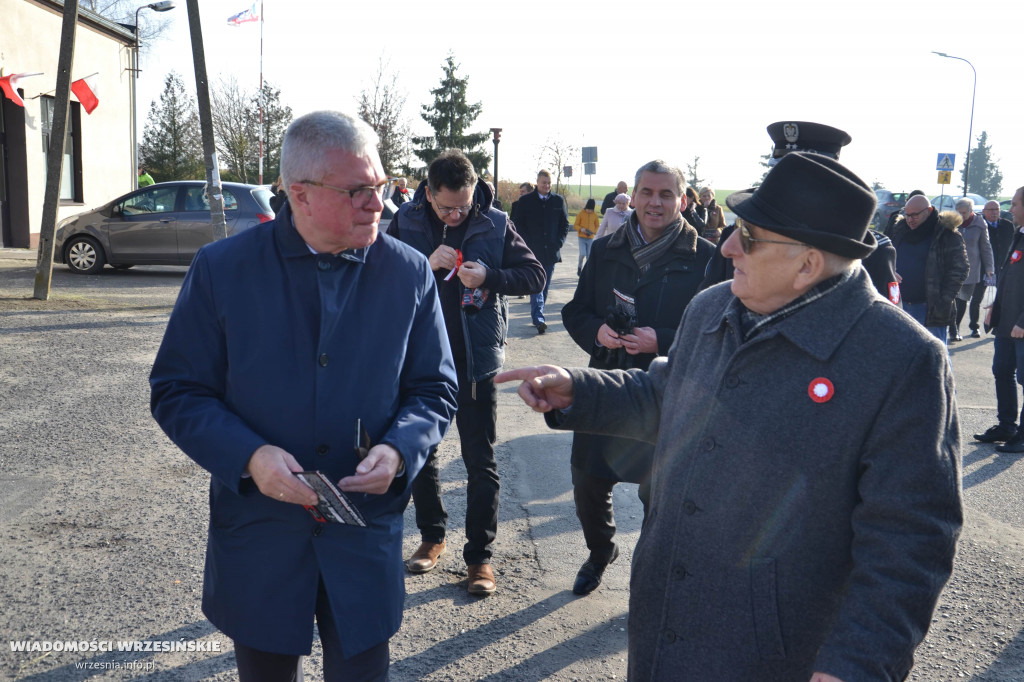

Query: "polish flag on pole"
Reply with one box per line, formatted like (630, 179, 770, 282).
(0, 72, 44, 108)
(71, 73, 100, 114)
(227, 2, 259, 26)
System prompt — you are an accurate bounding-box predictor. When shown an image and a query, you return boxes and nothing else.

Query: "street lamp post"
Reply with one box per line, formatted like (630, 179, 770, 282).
(932, 51, 976, 198)
(133, 1, 176, 189)
(490, 127, 502, 193)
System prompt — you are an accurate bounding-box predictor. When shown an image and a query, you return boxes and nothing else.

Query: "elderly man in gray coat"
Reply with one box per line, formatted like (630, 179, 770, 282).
(949, 197, 995, 340)
(498, 153, 962, 682)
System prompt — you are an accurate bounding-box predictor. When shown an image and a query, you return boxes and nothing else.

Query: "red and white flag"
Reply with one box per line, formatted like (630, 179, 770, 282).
(0, 72, 43, 107)
(71, 74, 100, 114)
(227, 2, 259, 26)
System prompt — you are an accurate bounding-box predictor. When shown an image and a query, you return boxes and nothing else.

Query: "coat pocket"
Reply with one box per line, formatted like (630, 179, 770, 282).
(750, 557, 786, 660)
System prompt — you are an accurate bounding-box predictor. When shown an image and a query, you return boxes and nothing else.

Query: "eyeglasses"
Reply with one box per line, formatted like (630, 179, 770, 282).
(738, 224, 809, 254)
(300, 180, 387, 206)
(905, 206, 930, 221)
(432, 201, 476, 217)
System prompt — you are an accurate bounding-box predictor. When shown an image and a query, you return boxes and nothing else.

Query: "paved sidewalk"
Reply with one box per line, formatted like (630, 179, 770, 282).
(0, 247, 37, 260)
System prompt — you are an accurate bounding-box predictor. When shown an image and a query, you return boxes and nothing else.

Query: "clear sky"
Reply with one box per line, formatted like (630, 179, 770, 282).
(135, 0, 1024, 198)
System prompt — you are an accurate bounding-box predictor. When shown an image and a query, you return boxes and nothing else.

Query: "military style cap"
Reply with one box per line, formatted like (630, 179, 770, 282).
(767, 121, 852, 164)
(726, 152, 877, 260)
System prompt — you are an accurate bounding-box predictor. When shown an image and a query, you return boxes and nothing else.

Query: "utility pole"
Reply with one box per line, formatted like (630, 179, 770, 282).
(185, 0, 226, 240)
(33, 0, 78, 300)
(490, 128, 501, 190)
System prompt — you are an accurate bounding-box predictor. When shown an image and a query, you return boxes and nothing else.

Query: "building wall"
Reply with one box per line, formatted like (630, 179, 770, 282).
(2, 0, 134, 247)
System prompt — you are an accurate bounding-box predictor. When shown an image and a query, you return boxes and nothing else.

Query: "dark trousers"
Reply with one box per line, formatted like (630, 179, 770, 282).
(992, 336, 1024, 431)
(411, 372, 499, 565)
(234, 578, 390, 682)
(968, 281, 988, 331)
(531, 262, 556, 326)
(571, 465, 651, 564)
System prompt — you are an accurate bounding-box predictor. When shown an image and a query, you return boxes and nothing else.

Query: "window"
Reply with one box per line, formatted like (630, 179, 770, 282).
(40, 96, 83, 203)
(118, 186, 179, 216)
(183, 186, 239, 212)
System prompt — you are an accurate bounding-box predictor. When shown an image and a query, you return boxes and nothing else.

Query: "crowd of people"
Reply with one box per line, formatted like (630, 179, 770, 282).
(148, 109, 1024, 682)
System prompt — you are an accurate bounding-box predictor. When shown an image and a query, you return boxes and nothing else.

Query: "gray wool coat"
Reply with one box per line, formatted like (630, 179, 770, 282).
(958, 212, 995, 291)
(549, 268, 962, 681)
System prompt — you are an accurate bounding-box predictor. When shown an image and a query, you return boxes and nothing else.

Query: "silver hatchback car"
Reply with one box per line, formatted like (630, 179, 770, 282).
(54, 181, 274, 274)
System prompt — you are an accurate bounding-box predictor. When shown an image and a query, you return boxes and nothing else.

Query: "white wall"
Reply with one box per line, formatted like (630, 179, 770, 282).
(4, 0, 134, 246)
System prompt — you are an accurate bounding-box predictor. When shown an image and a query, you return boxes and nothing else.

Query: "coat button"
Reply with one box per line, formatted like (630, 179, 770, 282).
(701, 437, 715, 451)
(317, 260, 331, 271)
(663, 629, 677, 643)
(319, 354, 329, 367)
(683, 500, 697, 515)
(725, 375, 739, 388)
(316, 443, 329, 455)
(673, 564, 687, 580)
(312, 525, 324, 537)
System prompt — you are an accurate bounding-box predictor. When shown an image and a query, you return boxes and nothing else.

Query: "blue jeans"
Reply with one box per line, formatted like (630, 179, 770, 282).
(903, 302, 948, 344)
(531, 262, 556, 326)
(992, 336, 1024, 429)
(577, 237, 593, 272)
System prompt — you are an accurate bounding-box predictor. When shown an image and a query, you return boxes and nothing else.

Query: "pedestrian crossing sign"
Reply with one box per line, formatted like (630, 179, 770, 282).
(936, 154, 955, 171)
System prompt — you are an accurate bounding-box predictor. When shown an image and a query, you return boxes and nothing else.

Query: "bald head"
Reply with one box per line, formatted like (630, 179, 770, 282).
(983, 200, 1001, 223)
(904, 195, 932, 229)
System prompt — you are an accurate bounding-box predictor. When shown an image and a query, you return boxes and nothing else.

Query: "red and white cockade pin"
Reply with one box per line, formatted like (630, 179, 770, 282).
(888, 282, 901, 305)
(808, 377, 834, 403)
(1012, 250, 1023, 264)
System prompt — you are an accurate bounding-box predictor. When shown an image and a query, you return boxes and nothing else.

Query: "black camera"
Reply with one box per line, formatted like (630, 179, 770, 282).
(605, 308, 635, 337)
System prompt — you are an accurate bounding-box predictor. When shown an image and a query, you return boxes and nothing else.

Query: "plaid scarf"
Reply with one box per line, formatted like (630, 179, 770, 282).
(624, 212, 684, 273)
(739, 268, 854, 341)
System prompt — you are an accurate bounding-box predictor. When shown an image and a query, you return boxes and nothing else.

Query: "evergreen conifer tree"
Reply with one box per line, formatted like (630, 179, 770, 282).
(413, 55, 491, 175)
(139, 72, 203, 181)
(962, 131, 1003, 199)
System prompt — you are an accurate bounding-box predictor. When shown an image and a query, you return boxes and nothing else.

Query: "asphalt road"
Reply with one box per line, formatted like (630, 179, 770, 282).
(1, 242, 1022, 681)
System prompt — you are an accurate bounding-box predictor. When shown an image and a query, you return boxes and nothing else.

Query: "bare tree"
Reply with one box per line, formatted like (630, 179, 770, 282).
(79, 0, 173, 47)
(535, 137, 579, 195)
(356, 57, 411, 176)
(211, 76, 256, 183)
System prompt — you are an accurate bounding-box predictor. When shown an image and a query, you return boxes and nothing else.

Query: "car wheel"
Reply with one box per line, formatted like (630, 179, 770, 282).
(65, 237, 106, 275)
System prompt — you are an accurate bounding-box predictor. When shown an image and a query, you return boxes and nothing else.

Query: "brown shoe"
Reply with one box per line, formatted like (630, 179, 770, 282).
(406, 541, 446, 574)
(467, 563, 496, 596)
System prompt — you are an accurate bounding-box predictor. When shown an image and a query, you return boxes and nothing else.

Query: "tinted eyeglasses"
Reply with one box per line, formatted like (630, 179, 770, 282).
(738, 224, 809, 254)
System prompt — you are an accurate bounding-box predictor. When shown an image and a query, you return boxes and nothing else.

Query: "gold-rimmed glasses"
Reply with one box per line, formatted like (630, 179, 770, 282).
(738, 224, 809, 254)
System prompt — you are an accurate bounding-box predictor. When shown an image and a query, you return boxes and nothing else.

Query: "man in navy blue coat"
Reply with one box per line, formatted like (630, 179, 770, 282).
(150, 111, 458, 682)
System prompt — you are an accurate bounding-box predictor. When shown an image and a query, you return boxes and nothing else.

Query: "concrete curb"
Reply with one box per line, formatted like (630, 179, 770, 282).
(0, 248, 38, 260)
